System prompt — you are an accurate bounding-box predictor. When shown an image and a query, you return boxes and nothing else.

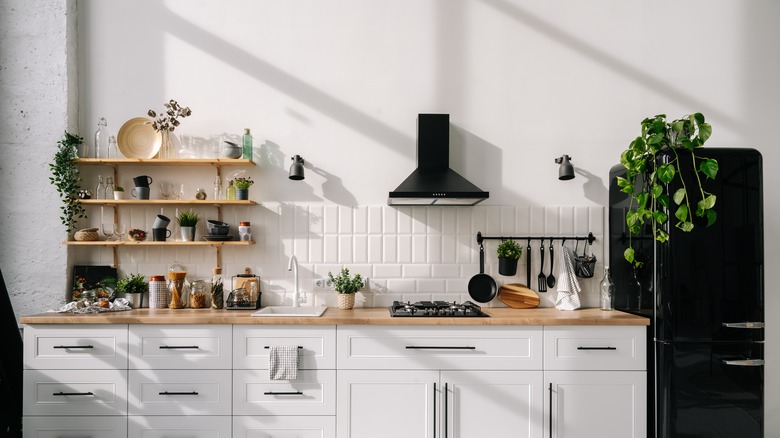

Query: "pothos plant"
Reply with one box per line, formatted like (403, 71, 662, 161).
(49, 131, 87, 235)
(616, 113, 718, 267)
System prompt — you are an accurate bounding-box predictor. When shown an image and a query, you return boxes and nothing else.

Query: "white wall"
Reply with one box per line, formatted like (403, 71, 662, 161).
(1, 0, 778, 433)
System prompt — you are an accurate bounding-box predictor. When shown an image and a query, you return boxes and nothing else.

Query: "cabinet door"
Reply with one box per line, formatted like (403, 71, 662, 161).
(545, 371, 646, 438)
(442, 371, 543, 438)
(338, 370, 438, 438)
(233, 416, 336, 438)
(129, 325, 232, 369)
(128, 415, 231, 438)
(23, 416, 127, 438)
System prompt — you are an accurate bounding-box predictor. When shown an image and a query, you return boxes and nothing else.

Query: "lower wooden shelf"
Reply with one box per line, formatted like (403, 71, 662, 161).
(63, 240, 255, 246)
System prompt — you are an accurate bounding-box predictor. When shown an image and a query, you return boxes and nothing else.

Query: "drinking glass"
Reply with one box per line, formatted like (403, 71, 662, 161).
(101, 223, 115, 241)
(176, 184, 185, 200)
(113, 223, 127, 241)
(160, 182, 173, 200)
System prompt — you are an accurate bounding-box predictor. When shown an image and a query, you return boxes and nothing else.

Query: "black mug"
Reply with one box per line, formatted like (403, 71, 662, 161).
(152, 227, 172, 241)
(133, 175, 153, 187)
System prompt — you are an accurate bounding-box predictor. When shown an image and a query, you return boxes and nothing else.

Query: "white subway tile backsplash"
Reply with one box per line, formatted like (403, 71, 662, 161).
(530, 206, 545, 234)
(412, 208, 427, 234)
(368, 235, 382, 263)
(397, 235, 412, 263)
(280, 204, 294, 235)
(574, 206, 589, 235)
(397, 207, 413, 233)
(432, 264, 460, 278)
(544, 206, 560, 235)
(412, 235, 427, 263)
(500, 206, 515, 235)
(402, 264, 431, 278)
(457, 208, 471, 235)
(309, 205, 324, 235)
(559, 206, 574, 235)
(368, 206, 383, 234)
(339, 206, 353, 234)
(324, 205, 339, 234)
(426, 234, 442, 264)
(353, 235, 368, 263)
(309, 237, 323, 263)
(417, 278, 446, 292)
(441, 235, 457, 264)
(471, 206, 487, 235)
(441, 208, 457, 234)
(374, 264, 402, 278)
(354, 207, 368, 234)
(426, 208, 442, 234)
(387, 278, 416, 293)
(324, 235, 339, 263)
(383, 235, 397, 263)
(383, 207, 398, 234)
(338, 235, 353, 263)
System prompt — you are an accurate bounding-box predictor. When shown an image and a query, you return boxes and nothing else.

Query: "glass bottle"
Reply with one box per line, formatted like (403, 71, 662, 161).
(211, 267, 224, 309)
(213, 176, 222, 201)
(104, 176, 115, 199)
(225, 180, 236, 200)
(95, 175, 105, 200)
(630, 267, 642, 310)
(600, 266, 615, 311)
(242, 128, 253, 160)
(107, 135, 117, 159)
(94, 117, 110, 159)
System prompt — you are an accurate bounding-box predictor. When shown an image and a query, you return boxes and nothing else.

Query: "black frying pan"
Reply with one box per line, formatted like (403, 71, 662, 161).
(468, 243, 497, 303)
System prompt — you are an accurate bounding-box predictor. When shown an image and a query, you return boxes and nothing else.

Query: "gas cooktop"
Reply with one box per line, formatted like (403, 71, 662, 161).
(389, 300, 489, 317)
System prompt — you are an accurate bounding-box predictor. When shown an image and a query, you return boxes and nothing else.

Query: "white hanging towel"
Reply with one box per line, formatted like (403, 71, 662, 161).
(269, 345, 299, 380)
(555, 245, 582, 311)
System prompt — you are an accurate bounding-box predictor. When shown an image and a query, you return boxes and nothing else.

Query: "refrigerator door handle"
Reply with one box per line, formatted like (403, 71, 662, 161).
(722, 359, 765, 367)
(722, 322, 765, 329)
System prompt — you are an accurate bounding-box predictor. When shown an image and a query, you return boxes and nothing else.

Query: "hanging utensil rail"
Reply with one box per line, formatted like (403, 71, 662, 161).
(476, 231, 596, 245)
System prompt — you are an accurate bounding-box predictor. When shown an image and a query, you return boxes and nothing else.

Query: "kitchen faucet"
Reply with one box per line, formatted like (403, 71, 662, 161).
(287, 255, 300, 307)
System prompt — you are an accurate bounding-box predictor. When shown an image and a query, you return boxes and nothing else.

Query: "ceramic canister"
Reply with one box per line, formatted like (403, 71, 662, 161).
(149, 275, 168, 309)
(238, 221, 252, 241)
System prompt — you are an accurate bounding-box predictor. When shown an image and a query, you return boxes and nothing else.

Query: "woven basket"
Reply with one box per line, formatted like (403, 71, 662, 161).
(74, 228, 100, 241)
(337, 293, 355, 310)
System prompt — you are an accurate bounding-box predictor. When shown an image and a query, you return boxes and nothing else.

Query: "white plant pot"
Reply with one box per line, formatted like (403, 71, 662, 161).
(114, 191, 125, 200)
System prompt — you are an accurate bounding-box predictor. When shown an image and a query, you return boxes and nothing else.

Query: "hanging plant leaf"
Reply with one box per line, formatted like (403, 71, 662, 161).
(657, 164, 676, 184)
(700, 158, 719, 179)
(673, 188, 686, 205)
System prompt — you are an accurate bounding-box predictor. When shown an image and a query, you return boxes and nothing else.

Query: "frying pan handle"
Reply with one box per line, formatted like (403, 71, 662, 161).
(479, 243, 485, 274)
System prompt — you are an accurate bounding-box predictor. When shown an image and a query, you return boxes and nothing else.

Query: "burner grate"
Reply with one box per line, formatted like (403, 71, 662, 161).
(389, 300, 489, 317)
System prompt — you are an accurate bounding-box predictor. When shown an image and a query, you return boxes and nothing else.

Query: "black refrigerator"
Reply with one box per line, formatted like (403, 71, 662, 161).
(609, 148, 764, 438)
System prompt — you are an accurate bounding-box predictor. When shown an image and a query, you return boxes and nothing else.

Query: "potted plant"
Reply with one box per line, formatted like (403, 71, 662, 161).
(176, 210, 201, 241)
(497, 239, 522, 276)
(116, 273, 148, 308)
(234, 177, 254, 200)
(49, 131, 86, 237)
(113, 186, 125, 200)
(616, 113, 718, 267)
(327, 267, 364, 310)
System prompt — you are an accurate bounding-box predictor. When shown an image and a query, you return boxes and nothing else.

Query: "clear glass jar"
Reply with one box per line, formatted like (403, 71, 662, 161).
(95, 175, 105, 200)
(211, 268, 224, 309)
(95, 117, 110, 159)
(107, 135, 117, 159)
(600, 266, 614, 311)
(213, 176, 222, 201)
(104, 176, 114, 199)
(167, 260, 188, 309)
(189, 279, 209, 308)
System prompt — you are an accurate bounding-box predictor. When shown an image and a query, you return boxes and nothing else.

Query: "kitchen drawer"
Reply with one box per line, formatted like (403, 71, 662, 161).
(128, 369, 231, 416)
(128, 415, 231, 438)
(23, 416, 128, 438)
(233, 369, 336, 416)
(337, 326, 543, 370)
(129, 324, 231, 369)
(23, 369, 128, 416)
(234, 325, 336, 370)
(234, 415, 336, 438)
(543, 326, 646, 371)
(23, 324, 128, 370)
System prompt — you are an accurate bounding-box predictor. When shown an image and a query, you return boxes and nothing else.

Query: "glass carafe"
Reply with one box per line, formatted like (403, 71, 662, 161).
(95, 117, 110, 159)
(167, 260, 188, 309)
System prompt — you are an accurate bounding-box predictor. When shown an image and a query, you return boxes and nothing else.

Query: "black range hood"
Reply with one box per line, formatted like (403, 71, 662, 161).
(388, 114, 489, 206)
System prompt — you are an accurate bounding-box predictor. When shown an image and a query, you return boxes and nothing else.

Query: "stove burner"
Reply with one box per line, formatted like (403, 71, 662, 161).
(389, 300, 489, 317)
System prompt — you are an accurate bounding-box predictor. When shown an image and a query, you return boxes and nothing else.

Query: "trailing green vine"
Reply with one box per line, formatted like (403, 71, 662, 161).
(49, 131, 86, 235)
(616, 113, 718, 267)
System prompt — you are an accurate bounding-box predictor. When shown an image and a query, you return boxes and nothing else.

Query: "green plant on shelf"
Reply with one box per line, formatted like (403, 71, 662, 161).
(235, 177, 254, 190)
(176, 210, 201, 227)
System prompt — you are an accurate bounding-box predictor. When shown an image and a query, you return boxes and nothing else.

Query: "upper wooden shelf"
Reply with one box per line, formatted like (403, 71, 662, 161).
(63, 240, 255, 247)
(75, 158, 256, 167)
(77, 199, 257, 206)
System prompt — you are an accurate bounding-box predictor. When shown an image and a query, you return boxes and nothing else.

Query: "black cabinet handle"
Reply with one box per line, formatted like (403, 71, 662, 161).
(263, 346, 303, 349)
(159, 345, 200, 349)
(548, 383, 553, 438)
(53, 345, 94, 349)
(53, 391, 94, 396)
(433, 382, 437, 438)
(405, 346, 476, 350)
(576, 346, 617, 350)
(263, 391, 304, 396)
(444, 382, 448, 438)
(159, 391, 199, 396)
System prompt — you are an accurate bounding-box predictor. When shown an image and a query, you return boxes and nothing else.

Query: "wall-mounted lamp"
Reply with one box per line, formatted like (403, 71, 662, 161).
(555, 155, 575, 180)
(289, 155, 305, 180)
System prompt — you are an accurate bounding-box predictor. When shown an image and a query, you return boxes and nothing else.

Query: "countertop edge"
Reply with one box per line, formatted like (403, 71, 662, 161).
(19, 307, 650, 326)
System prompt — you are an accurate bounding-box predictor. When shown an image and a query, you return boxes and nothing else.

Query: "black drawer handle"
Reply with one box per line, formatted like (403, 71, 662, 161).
(159, 345, 200, 349)
(405, 346, 476, 350)
(577, 346, 617, 350)
(159, 391, 199, 396)
(264, 391, 304, 396)
(263, 346, 303, 349)
(53, 345, 94, 349)
(53, 391, 94, 396)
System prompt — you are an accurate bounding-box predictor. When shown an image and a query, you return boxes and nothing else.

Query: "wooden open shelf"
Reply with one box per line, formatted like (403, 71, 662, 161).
(75, 158, 256, 167)
(78, 199, 257, 206)
(64, 240, 255, 246)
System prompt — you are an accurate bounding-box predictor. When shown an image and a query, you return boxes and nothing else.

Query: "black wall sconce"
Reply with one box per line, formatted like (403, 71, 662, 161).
(555, 155, 574, 180)
(289, 155, 305, 180)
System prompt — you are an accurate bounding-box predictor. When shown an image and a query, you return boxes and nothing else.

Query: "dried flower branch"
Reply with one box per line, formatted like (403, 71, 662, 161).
(147, 99, 192, 132)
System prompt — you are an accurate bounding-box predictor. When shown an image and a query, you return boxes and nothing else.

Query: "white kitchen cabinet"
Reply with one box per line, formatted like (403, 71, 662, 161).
(233, 369, 336, 416)
(23, 324, 128, 370)
(337, 369, 439, 438)
(129, 324, 232, 369)
(128, 415, 232, 438)
(543, 326, 647, 438)
(23, 416, 128, 438)
(233, 415, 336, 438)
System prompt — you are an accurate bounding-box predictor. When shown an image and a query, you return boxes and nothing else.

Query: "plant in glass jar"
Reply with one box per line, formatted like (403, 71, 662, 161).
(49, 131, 87, 236)
(327, 267, 364, 310)
(234, 177, 254, 200)
(496, 239, 522, 276)
(147, 99, 192, 159)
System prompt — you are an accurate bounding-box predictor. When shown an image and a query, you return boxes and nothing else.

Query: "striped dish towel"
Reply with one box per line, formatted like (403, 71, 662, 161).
(269, 345, 299, 380)
(555, 245, 582, 311)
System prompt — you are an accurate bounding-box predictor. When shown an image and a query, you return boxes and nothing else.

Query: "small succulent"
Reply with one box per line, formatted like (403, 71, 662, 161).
(147, 99, 192, 132)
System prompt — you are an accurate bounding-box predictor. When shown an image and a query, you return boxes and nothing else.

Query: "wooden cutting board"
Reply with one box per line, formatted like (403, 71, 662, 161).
(498, 283, 540, 309)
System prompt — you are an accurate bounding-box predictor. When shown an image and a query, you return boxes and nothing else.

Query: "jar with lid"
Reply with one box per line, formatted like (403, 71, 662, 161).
(227, 287, 250, 308)
(238, 222, 252, 241)
(95, 117, 110, 159)
(195, 188, 207, 200)
(599, 266, 614, 311)
(189, 279, 209, 308)
(210, 267, 224, 309)
(167, 260, 188, 309)
(149, 275, 168, 308)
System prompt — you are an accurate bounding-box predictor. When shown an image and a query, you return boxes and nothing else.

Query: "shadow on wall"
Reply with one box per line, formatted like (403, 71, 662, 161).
(574, 167, 607, 205)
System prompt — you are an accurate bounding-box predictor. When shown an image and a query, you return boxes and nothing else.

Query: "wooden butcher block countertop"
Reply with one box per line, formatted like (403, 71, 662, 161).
(20, 307, 649, 326)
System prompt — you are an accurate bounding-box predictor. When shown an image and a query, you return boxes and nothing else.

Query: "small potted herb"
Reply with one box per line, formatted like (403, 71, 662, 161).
(116, 273, 148, 308)
(113, 186, 125, 200)
(234, 177, 254, 200)
(327, 267, 364, 310)
(497, 240, 522, 276)
(176, 210, 201, 241)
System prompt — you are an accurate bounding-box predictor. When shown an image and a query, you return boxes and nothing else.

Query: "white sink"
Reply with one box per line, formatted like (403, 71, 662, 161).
(251, 306, 327, 317)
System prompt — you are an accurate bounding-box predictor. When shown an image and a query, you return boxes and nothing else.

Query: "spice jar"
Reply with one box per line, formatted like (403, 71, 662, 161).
(167, 260, 188, 309)
(238, 222, 252, 241)
(189, 279, 209, 308)
(149, 275, 168, 308)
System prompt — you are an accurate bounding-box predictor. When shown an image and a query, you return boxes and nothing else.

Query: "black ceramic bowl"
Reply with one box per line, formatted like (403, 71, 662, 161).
(208, 226, 230, 236)
(207, 220, 229, 228)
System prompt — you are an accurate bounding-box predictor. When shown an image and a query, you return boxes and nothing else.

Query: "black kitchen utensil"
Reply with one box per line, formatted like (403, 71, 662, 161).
(526, 240, 532, 287)
(574, 239, 597, 278)
(547, 241, 556, 288)
(468, 243, 497, 303)
(537, 239, 547, 292)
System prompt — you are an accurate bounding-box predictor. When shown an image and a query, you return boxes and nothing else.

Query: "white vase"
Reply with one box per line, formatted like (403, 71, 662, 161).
(180, 226, 196, 241)
(113, 191, 125, 200)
